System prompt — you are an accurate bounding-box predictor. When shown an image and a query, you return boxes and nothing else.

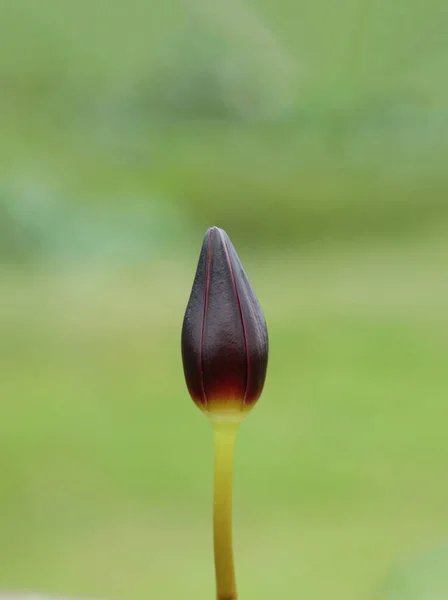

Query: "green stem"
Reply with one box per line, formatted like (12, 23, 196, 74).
(212, 417, 240, 600)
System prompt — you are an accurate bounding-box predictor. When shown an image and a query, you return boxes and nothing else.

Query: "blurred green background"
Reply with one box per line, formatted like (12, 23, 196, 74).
(1, 1, 448, 599)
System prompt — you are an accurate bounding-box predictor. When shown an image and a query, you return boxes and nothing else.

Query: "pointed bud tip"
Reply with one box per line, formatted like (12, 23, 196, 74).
(181, 227, 268, 416)
(204, 225, 227, 243)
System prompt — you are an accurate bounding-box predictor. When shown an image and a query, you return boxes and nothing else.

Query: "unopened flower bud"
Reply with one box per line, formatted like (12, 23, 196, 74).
(181, 226, 268, 415)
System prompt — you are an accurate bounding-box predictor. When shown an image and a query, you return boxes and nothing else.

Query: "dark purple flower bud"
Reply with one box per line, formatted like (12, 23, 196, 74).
(181, 227, 268, 414)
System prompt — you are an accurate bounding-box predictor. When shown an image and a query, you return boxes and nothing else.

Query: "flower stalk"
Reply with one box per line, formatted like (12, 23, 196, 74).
(212, 416, 241, 600)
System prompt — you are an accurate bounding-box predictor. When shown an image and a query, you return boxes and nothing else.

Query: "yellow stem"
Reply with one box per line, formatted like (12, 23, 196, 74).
(212, 417, 240, 600)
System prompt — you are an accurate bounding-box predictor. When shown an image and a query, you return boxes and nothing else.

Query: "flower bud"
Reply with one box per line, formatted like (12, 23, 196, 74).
(181, 226, 268, 414)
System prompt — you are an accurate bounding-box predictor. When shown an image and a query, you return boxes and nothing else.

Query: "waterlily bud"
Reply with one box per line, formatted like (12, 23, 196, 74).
(181, 226, 268, 415)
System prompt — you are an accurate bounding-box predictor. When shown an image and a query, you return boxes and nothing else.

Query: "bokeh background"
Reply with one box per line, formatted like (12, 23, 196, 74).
(1, 1, 448, 599)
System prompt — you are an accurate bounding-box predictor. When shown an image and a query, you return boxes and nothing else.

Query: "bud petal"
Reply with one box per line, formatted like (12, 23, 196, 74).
(181, 227, 268, 414)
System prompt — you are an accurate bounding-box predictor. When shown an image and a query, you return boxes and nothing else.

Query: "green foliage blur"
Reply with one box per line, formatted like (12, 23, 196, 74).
(1, 1, 448, 599)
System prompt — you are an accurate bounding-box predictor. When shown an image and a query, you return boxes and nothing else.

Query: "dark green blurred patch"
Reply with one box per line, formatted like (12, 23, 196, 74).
(139, 21, 297, 121)
(0, 179, 186, 265)
(148, 113, 448, 246)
